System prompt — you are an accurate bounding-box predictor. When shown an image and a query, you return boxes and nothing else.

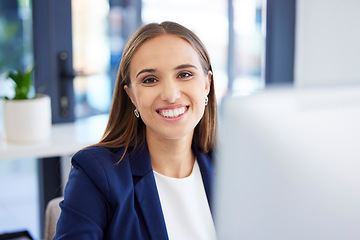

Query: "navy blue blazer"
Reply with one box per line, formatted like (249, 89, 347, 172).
(54, 143, 214, 240)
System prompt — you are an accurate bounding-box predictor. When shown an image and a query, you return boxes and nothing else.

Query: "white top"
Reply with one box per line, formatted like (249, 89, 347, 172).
(153, 160, 217, 240)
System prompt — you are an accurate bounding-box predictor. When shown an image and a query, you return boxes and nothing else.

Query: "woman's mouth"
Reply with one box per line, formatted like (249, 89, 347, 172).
(157, 106, 188, 118)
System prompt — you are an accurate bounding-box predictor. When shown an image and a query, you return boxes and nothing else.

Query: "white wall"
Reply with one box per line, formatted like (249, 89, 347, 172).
(294, 0, 360, 87)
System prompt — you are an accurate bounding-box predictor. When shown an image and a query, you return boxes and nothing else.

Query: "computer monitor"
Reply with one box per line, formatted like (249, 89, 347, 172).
(215, 84, 360, 240)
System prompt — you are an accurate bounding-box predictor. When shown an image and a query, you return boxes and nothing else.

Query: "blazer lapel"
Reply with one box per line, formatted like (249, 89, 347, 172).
(194, 148, 214, 212)
(130, 143, 168, 240)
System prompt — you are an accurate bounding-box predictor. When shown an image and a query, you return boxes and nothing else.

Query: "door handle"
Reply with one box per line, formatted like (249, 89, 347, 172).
(59, 51, 93, 79)
(58, 51, 75, 117)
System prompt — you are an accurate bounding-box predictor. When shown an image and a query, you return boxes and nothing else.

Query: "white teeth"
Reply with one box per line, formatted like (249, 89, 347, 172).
(159, 107, 186, 118)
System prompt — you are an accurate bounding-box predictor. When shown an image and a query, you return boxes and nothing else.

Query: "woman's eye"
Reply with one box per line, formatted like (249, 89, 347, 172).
(142, 78, 157, 84)
(178, 72, 193, 79)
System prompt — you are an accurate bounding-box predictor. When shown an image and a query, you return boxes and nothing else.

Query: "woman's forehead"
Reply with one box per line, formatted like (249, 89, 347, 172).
(129, 35, 202, 76)
(134, 34, 196, 58)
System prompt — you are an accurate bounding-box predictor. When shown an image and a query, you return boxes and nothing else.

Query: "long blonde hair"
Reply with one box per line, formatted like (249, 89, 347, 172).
(94, 21, 217, 159)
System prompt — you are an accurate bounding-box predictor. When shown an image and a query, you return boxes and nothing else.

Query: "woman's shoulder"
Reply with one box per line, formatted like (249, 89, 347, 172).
(71, 146, 128, 170)
(70, 146, 135, 190)
(74, 145, 123, 158)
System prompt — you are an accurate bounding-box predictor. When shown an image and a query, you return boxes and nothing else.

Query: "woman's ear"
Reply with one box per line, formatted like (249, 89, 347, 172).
(205, 70, 212, 95)
(124, 85, 137, 107)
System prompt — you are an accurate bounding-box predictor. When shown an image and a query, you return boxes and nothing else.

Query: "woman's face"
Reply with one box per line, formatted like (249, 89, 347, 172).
(125, 34, 211, 141)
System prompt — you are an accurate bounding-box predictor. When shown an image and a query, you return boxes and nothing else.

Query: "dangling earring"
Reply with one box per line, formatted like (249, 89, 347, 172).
(134, 109, 140, 118)
(204, 96, 209, 106)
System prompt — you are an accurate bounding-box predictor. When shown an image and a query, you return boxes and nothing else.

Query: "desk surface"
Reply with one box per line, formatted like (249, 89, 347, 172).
(0, 114, 108, 160)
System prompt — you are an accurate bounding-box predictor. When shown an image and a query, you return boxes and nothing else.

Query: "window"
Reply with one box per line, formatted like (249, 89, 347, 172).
(0, 0, 34, 99)
(232, 0, 266, 94)
(72, 0, 112, 118)
(0, 1, 39, 238)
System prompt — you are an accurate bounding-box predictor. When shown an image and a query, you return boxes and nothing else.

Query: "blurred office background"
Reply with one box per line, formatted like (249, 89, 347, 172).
(1, 0, 359, 238)
(0, 1, 264, 238)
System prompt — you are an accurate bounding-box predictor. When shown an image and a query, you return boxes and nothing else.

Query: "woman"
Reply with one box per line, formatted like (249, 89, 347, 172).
(54, 21, 218, 240)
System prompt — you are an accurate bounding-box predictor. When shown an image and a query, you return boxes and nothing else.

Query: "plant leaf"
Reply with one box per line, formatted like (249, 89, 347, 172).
(6, 65, 34, 99)
(8, 70, 22, 85)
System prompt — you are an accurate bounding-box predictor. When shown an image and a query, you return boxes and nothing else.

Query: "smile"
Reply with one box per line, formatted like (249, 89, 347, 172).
(157, 106, 188, 118)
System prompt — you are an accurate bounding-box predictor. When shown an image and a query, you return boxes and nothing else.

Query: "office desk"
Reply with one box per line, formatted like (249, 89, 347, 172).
(0, 114, 108, 160)
(0, 114, 108, 237)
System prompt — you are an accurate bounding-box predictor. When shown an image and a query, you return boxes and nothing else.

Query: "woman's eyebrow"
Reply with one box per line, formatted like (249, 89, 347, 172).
(174, 64, 198, 70)
(136, 68, 156, 78)
(136, 64, 197, 78)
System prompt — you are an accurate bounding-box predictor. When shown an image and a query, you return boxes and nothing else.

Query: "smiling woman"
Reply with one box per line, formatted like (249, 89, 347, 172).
(54, 21, 218, 240)
(125, 34, 211, 148)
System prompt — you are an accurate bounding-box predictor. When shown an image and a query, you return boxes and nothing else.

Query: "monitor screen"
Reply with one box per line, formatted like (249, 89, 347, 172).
(215, 84, 360, 240)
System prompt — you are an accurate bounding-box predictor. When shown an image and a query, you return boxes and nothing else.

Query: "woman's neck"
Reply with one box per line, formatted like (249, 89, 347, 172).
(146, 131, 195, 178)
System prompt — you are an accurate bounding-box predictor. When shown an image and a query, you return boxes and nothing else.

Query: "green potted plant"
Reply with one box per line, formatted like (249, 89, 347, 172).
(2, 65, 52, 142)
(6, 65, 34, 100)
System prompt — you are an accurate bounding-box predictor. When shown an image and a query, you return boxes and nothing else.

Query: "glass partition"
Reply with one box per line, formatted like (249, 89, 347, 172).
(0, 0, 34, 99)
(0, 1, 39, 239)
(72, 0, 112, 118)
(232, 0, 266, 95)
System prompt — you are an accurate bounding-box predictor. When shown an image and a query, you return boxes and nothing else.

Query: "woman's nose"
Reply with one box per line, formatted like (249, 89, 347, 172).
(160, 80, 181, 103)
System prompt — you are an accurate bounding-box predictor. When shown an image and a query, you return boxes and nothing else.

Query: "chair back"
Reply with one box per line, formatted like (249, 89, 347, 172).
(44, 197, 63, 240)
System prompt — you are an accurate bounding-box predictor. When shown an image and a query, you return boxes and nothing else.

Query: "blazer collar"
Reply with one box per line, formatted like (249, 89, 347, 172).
(193, 146, 214, 211)
(129, 143, 213, 178)
(129, 143, 169, 240)
(128, 142, 214, 239)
